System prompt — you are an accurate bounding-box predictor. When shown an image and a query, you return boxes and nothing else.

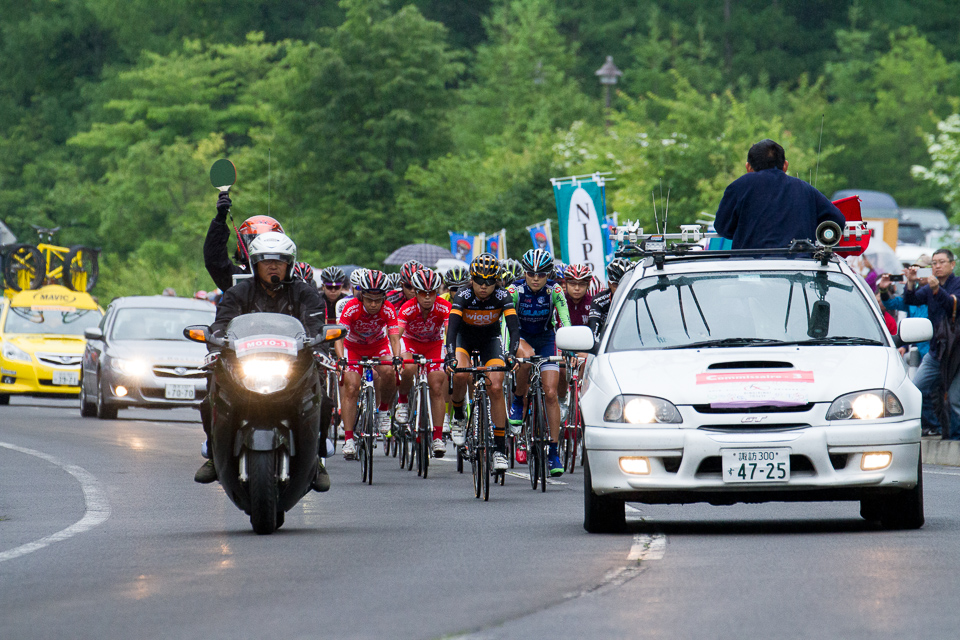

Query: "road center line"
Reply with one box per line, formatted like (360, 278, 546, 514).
(0, 442, 111, 564)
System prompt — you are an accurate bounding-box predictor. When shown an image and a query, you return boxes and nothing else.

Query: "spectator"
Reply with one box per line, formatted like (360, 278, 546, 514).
(902, 248, 960, 440)
(194, 290, 208, 300)
(162, 287, 177, 297)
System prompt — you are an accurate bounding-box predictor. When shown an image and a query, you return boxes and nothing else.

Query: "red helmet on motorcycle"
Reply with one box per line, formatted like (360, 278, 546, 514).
(235, 216, 285, 264)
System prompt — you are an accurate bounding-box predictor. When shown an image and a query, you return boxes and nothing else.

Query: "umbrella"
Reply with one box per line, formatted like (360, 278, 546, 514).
(383, 243, 455, 267)
(336, 264, 364, 279)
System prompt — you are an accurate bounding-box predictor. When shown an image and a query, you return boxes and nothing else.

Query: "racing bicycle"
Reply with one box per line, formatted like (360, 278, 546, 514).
(517, 355, 564, 492)
(558, 352, 585, 474)
(342, 358, 390, 485)
(402, 355, 444, 478)
(452, 354, 509, 501)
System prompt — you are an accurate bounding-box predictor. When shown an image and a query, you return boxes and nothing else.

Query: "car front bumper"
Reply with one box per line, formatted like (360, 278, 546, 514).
(584, 419, 921, 504)
(100, 369, 207, 408)
(0, 359, 80, 396)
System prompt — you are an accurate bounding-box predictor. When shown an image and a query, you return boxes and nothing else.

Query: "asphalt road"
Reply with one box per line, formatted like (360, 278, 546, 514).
(2, 398, 960, 640)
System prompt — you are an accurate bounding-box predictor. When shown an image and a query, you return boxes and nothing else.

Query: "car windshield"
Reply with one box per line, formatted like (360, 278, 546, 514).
(606, 270, 887, 351)
(4, 306, 102, 335)
(110, 307, 216, 341)
(897, 225, 927, 245)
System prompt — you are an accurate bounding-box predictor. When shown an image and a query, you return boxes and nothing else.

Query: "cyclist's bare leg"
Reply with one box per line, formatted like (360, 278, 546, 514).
(427, 370, 447, 438)
(488, 371, 506, 433)
(542, 369, 561, 442)
(512, 339, 534, 397)
(451, 350, 472, 404)
(398, 352, 415, 397)
(340, 370, 361, 437)
(373, 364, 396, 407)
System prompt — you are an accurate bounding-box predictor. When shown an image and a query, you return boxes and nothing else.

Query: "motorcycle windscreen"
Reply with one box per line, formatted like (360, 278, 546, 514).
(226, 313, 304, 394)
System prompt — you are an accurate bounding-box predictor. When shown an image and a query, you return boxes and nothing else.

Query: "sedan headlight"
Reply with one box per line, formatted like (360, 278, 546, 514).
(240, 359, 290, 394)
(1, 341, 31, 363)
(826, 389, 903, 420)
(604, 395, 682, 424)
(113, 358, 150, 377)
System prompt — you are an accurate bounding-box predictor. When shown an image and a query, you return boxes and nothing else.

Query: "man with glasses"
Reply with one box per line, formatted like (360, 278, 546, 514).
(387, 260, 424, 309)
(336, 269, 403, 459)
(318, 266, 349, 323)
(506, 249, 571, 476)
(444, 253, 521, 471)
(397, 268, 451, 456)
(903, 249, 960, 439)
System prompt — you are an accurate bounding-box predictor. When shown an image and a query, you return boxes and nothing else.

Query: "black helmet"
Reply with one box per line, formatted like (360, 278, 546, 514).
(320, 266, 345, 285)
(606, 258, 632, 285)
(470, 253, 501, 282)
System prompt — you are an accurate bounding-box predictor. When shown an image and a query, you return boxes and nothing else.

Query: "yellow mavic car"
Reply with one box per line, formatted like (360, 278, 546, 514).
(0, 285, 103, 404)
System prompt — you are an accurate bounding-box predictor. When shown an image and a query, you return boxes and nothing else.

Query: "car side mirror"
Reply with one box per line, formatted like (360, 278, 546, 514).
(899, 317, 933, 344)
(807, 300, 830, 339)
(84, 327, 103, 340)
(556, 326, 595, 352)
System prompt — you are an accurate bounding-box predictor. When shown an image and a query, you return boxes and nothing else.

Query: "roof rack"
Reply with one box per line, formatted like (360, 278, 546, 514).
(611, 221, 861, 270)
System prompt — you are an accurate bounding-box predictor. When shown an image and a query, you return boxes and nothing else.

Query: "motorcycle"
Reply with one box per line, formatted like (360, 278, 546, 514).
(185, 313, 345, 534)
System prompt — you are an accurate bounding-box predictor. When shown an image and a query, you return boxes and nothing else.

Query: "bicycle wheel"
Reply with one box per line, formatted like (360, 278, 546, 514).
(3, 244, 43, 291)
(471, 402, 483, 499)
(418, 387, 431, 478)
(567, 399, 582, 474)
(456, 446, 464, 473)
(62, 245, 99, 292)
(359, 437, 369, 483)
(526, 397, 538, 490)
(535, 393, 548, 493)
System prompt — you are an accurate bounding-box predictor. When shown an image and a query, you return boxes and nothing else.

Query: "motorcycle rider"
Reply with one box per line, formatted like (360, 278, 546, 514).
(195, 232, 331, 492)
(203, 190, 285, 293)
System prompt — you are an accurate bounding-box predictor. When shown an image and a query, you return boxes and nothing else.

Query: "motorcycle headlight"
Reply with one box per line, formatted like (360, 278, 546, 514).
(2, 341, 31, 363)
(113, 358, 150, 377)
(604, 395, 682, 424)
(240, 359, 290, 394)
(826, 389, 903, 420)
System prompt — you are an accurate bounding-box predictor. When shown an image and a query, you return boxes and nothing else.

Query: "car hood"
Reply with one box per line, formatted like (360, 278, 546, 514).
(107, 340, 207, 366)
(603, 346, 897, 406)
(6, 334, 86, 354)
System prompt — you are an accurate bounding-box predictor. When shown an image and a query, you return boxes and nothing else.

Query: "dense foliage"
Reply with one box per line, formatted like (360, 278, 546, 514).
(2, 0, 959, 298)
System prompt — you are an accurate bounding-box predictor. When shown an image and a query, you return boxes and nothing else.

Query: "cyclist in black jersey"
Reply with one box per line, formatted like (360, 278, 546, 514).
(588, 258, 631, 341)
(444, 254, 520, 471)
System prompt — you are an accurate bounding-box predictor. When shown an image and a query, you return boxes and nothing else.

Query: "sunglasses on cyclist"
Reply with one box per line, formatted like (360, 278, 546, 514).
(472, 276, 496, 286)
(525, 271, 550, 278)
(324, 283, 342, 290)
(402, 283, 414, 290)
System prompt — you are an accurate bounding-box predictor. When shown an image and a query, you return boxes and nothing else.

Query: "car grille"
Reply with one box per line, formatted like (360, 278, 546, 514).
(152, 365, 205, 379)
(693, 403, 815, 414)
(698, 423, 810, 432)
(36, 352, 82, 367)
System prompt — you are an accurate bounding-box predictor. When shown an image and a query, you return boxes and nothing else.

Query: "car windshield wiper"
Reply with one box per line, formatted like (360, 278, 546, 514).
(779, 336, 885, 346)
(663, 338, 785, 350)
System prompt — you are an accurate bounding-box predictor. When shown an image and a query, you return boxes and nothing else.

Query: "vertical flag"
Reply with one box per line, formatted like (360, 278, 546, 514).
(551, 173, 609, 283)
(485, 229, 506, 259)
(449, 231, 481, 261)
(601, 213, 618, 266)
(526, 220, 555, 255)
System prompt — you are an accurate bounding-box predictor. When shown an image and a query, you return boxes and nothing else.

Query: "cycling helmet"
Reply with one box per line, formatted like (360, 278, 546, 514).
(606, 258, 631, 284)
(444, 265, 469, 288)
(399, 260, 424, 285)
(410, 268, 442, 292)
(358, 269, 388, 293)
(248, 232, 297, 274)
(588, 275, 603, 296)
(386, 272, 402, 290)
(554, 262, 567, 281)
(470, 253, 501, 281)
(565, 263, 592, 282)
(349, 268, 367, 290)
(500, 259, 523, 284)
(235, 215, 284, 263)
(292, 262, 314, 283)
(521, 248, 553, 274)
(320, 266, 345, 285)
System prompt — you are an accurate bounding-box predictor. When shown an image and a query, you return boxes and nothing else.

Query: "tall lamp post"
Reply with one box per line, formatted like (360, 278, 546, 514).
(595, 56, 623, 117)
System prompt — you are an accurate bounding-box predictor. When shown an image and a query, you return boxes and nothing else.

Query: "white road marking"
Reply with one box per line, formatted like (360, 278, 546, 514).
(926, 469, 960, 476)
(505, 471, 566, 485)
(0, 442, 111, 563)
(628, 533, 666, 561)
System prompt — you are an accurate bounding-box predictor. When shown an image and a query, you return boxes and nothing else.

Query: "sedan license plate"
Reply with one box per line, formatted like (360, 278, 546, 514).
(722, 448, 790, 483)
(52, 370, 79, 386)
(165, 383, 195, 400)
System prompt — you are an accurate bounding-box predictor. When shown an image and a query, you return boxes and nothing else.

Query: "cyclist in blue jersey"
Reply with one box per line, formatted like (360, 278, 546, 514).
(507, 248, 571, 476)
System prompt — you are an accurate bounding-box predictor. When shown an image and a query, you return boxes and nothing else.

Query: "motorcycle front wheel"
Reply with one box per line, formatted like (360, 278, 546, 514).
(248, 450, 279, 535)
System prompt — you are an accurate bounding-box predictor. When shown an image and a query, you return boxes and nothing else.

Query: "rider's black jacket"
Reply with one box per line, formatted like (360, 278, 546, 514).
(210, 277, 324, 339)
(587, 289, 613, 340)
(203, 217, 249, 293)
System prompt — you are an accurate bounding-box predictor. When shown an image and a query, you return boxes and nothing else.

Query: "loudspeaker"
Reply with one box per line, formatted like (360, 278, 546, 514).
(816, 220, 842, 247)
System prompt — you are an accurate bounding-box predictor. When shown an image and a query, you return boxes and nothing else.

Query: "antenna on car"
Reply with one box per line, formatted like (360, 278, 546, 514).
(268, 148, 272, 217)
(651, 191, 661, 234)
(814, 114, 824, 188)
(663, 188, 671, 233)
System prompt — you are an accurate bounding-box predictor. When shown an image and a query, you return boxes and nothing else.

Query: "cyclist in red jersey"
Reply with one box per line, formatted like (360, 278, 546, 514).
(387, 260, 423, 308)
(335, 269, 403, 460)
(396, 268, 451, 457)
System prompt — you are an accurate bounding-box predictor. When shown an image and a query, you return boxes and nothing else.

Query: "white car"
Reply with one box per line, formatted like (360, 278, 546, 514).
(559, 250, 932, 533)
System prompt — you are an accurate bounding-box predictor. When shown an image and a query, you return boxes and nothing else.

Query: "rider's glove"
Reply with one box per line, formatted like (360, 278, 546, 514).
(337, 356, 348, 370)
(216, 192, 232, 222)
(505, 354, 518, 371)
(444, 353, 458, 372)
(392, 355, 404, 368)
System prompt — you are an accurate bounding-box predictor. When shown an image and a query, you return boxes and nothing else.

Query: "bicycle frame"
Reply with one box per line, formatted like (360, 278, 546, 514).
(517, 355, 564, 492)
(402, 355, 443, 478)
(452, 355, 509, 501)
(341, 357, 393, 485)
(560, 352, 585, 474)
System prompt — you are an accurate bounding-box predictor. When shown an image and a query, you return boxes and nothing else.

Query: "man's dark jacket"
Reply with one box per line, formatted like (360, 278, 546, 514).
(203, 218, 249, 293)
(903, 275, 960, 358)
(210, 277, 324, 338)
(714, 168, 845, 250)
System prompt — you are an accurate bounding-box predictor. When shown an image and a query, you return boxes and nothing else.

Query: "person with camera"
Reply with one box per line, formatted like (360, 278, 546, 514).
(899, 249, 960, 439)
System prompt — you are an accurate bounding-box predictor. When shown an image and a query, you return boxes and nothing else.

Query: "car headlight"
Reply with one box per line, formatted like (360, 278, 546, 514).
(2, 342, 32, 363)
(604, 395, 682, 424)
(826, 389, 903, 420)
(113, 358, 150, 377)
(240, 359, 290, 394)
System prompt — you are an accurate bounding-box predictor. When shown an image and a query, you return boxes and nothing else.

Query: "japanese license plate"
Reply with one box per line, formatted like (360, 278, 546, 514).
(52, 370, 79, 386)
(165, 383, 195, 400)
(721, 448, 790, 483)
